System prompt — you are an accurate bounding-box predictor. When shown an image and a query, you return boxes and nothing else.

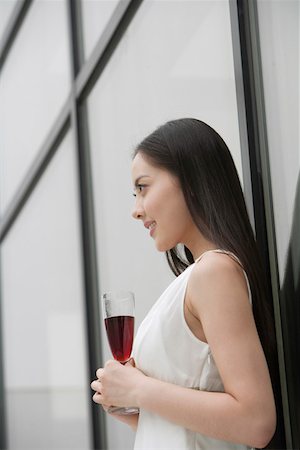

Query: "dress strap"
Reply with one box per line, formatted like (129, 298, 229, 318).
(195, 248, 243, 265)
(194, 249, 252, 304)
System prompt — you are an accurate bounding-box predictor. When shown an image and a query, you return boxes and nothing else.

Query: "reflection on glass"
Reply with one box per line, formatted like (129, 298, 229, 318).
(1, 132, 90, 449)
(81, 0, 119, 59)
(87, 0, 241, 448)
(0, 0, 71, 216)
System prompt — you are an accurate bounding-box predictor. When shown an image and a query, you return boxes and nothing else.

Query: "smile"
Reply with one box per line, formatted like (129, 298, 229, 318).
(144, 221, 157, 237)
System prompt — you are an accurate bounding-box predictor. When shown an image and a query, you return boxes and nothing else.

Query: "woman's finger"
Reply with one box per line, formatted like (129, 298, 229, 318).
(91, 379, 102, 392)
(93, 392, 104, 404)
(96, 368, 104, 379)
(125, 357, 136, 367)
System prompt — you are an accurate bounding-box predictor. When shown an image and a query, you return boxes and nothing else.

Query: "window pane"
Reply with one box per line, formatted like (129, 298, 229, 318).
(257, 0, 300, 284)
(1, 131, 91, 449)
(257, 1, 300, 446)
(0, 0, 71, 216)
(87, 1, 242, 448)
(81, 0, 119, 60)
(0, 0, 18, 40)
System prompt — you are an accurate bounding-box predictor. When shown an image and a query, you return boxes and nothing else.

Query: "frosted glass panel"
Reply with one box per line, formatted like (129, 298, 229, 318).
(1, 132, 91, 449)
(87, 1, 241, 448)
(0, 0, 71, 215)
(81, 0, 119, 59)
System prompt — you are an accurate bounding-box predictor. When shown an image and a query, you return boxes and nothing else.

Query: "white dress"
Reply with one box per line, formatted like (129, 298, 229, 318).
(132, 250, 253, 450)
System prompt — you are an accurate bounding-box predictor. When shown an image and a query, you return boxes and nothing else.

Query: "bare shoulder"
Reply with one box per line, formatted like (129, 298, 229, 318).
(187, 251, 261, 381)
(189, 251, 247, 289)
(188, 251, 250, 313)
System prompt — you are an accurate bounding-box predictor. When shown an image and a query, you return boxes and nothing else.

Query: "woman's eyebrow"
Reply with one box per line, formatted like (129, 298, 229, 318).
(134, 175, 151, 187)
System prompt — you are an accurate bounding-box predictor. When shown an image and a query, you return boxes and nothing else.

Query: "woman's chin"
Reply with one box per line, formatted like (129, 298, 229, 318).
(154, 240, 175, 253)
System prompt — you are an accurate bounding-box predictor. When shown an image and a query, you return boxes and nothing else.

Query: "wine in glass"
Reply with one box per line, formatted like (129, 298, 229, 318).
(102, 290, 139, 415)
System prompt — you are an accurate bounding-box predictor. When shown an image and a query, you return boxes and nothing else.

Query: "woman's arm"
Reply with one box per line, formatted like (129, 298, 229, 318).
(92, 254, 276, 448)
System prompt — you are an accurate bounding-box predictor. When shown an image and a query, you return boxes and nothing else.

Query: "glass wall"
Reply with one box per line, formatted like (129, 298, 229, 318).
(257, 1, 300, 447)
(0, 0, 71, 216)
(81, 0, 119, 60)
(1, 131, 91, 449)
(87, 0, 245, 447)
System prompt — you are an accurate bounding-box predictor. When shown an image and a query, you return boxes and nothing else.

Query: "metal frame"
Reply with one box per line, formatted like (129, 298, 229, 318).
(67, 1, 106, 447)
(228, 0, 255, 232)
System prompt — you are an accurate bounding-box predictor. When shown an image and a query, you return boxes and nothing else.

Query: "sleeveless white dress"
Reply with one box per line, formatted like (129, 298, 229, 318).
(132, 250, 253, 450)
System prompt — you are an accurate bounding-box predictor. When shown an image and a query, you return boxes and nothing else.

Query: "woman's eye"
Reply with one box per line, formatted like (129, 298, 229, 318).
(133, 184, 146, 197)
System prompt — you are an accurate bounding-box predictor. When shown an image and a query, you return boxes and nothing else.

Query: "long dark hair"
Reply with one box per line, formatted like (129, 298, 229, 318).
(133, 118, 275, 359)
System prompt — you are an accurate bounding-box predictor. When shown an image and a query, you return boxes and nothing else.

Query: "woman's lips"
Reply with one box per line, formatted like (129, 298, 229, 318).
(149, 223, 156, 237)
(144, 221, 156, 237)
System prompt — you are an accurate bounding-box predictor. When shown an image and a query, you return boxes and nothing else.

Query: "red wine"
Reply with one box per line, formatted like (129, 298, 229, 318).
(104, 315, 134, 362)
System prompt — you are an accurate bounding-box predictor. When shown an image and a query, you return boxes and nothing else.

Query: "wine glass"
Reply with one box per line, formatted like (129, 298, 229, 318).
(102, 290, 139, 415)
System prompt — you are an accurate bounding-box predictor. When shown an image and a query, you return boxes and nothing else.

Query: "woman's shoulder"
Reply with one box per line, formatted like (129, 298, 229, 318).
(193, 250, 244, 277)
(188, 251, 249, 310)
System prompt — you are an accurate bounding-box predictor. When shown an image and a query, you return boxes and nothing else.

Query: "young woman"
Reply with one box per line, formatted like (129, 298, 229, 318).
(91, 118, 277, 449)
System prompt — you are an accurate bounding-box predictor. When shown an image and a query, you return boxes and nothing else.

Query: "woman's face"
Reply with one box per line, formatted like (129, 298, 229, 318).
(131, 152, 199, 252)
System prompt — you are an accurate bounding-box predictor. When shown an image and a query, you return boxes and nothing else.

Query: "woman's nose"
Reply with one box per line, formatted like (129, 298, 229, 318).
(132, 199, 144, 220)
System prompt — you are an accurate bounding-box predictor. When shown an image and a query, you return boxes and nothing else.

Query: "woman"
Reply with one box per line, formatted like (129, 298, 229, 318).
(91, 118, 276, 449)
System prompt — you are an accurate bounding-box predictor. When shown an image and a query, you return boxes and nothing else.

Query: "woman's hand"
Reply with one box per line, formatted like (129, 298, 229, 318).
(91, 358, 145, 409)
